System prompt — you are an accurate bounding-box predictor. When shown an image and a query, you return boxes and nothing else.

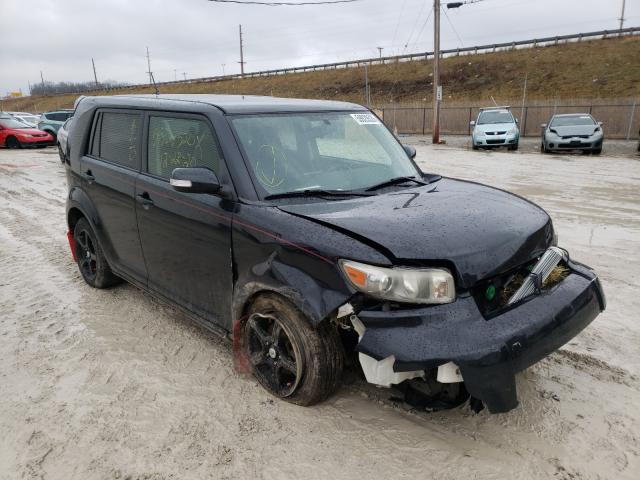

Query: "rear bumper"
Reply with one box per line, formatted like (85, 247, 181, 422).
(355, 260, 605, 413)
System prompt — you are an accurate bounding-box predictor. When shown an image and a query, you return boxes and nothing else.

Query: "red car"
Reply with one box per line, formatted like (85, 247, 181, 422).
(0, 117, 54, 148)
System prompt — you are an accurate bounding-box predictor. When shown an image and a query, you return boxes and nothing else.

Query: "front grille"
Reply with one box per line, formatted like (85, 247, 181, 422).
(561, 135, 589, 139)
(559, 142, 590, 148)
(487, 139, 505, 144)
(485, 131, 506, 136)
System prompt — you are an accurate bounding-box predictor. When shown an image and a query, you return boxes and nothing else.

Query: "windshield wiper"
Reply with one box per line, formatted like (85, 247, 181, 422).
(264, 189, 375, 200)
(364, 176, 428, 192)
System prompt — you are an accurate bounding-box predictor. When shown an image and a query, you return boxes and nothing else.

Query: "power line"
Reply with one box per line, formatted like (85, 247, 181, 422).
(441, 5, 464, 46)
(208, 0, 364, 5)
(403, 0, 428, 50)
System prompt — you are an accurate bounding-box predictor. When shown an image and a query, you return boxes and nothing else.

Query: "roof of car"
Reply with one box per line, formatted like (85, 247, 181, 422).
(86, 94, 367, 114)
(552, 113, 591, 117)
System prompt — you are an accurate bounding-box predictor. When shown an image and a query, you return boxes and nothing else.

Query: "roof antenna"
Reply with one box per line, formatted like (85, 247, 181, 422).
(149, 72, 160, 96)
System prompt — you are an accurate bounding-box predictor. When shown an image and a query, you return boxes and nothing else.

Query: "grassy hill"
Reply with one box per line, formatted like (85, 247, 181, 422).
(3, 35, 639, 113)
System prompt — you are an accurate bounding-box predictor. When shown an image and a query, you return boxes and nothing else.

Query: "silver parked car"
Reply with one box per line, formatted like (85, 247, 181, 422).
(470, 107, 520, 151)
(57, 117, 73, 163)
(541, 114, 603, 155)
(6, 111, 41, 127)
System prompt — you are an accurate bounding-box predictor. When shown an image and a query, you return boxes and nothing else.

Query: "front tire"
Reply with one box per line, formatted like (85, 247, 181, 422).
(592, 148, 602, 155)
(6, 136, 21, 149)
(73, 218, 120, 288)
(244, 294, 343, 406)
(58, 144, 65, 163)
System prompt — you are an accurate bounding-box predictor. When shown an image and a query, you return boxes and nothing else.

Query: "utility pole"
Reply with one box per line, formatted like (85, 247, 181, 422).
(92, 58, 99, 87)
(40, 71, 45, 88)
(174, 69, 177, 81)
(239, 24, 246, 76)
(222, 64, 226, 76)
(432, 0, 441, 144)
(619, 0, 626, 30)
(146, 46, 153, 85)
(364, 64, 371, 107)
(377, 46, 383, 59)
(183, 72, 187, 81)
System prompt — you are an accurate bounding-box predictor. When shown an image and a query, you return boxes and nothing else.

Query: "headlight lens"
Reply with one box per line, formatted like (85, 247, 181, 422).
(339, 259, 456, 304)
(508, 127, 518, 135)
(475, 130, 485, 137)
(19, 133, 33, 138)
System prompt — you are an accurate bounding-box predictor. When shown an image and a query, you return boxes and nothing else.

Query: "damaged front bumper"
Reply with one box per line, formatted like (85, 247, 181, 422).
(353, 260, 606, 413)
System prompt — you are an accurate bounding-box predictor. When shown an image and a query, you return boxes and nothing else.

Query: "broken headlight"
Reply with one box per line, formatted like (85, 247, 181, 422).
(339, 260, 456, 304)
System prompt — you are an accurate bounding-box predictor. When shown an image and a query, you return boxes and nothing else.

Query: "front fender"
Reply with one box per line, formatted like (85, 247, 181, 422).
(230, 204, 390, 332)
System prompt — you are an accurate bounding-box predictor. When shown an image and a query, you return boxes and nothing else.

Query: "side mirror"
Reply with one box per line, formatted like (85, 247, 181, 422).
(469, 120, 476, 127)
(403, 144, 417, 159)
(541, 123, 548, 129)
(0, 126, 4, 131)
(170, 167, 221, 194)
(598, 121, 603, 127)
(515, 118, 519, 124)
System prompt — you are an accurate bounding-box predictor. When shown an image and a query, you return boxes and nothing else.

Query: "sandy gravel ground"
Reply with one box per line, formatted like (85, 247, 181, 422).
(0, 144, 638, 480)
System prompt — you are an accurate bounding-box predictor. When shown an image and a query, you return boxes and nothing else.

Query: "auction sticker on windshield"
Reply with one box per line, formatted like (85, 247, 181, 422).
(350, 113, 381, 125)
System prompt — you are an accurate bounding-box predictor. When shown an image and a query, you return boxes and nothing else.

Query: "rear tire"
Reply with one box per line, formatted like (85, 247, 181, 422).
(57, 144, 65, 163)
(244, 294, 343, 406)
(73, 218, 120, 288)
(6, 136, 21, 149)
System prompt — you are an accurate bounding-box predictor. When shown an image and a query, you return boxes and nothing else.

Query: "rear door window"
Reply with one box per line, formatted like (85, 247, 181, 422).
(147, 116, 221, 179)
(94, 112, 141, 169)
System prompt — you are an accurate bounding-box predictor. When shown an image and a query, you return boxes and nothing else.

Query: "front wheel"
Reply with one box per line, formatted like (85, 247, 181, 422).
(592, 148, 602, 155)
(508, 142, 519, 151)
(244, 294, 343, 406)
(73, 218, 121, 288)
(6, 136, 21, 149)
(58, 144, 65, 163)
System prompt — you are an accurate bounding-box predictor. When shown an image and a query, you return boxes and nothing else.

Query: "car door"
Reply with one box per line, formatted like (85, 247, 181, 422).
(135, 112, 234, 326)
(80, 109, 147, 281)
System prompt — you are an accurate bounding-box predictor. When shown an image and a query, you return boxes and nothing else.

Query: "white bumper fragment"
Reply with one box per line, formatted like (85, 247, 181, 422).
(350, 314, 424, 387)
(346, 304, 464, 387)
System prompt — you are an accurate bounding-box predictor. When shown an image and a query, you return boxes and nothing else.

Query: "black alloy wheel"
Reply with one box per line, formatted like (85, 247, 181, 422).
(75, 227, 98, 282)
(246, 312, 303, 398)
(72, 218, 121, 288)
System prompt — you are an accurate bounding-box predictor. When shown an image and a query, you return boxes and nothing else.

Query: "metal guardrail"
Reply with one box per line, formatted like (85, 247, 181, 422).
(45, 26, 640, 96)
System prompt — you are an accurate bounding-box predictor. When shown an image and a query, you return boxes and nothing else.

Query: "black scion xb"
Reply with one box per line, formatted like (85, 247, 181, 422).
(65, 94, 605, 413)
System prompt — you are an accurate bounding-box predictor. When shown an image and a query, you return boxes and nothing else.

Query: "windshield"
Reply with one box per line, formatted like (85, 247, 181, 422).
(230, 112, 420, 198)
(550, 115, 596, 127)
(477, 111, 514, 124)
(0, 118, 31, 129)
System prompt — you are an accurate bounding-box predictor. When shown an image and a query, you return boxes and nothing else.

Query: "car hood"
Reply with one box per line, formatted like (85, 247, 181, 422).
(475, 123, 516, 133)
(277, 178, 553, 288)
(549, 125, 599, 137)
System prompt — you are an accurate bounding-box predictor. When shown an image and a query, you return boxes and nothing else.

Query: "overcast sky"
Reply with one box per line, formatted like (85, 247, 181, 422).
(0, 0, 637, 95)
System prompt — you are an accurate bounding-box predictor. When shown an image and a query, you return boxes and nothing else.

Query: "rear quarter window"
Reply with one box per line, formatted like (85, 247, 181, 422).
(94, 112, 141, 169)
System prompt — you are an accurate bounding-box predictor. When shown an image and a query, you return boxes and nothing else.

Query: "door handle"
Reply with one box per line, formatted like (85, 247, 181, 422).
(82, 170, 94, 184)
(136, 193, 154, 209)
